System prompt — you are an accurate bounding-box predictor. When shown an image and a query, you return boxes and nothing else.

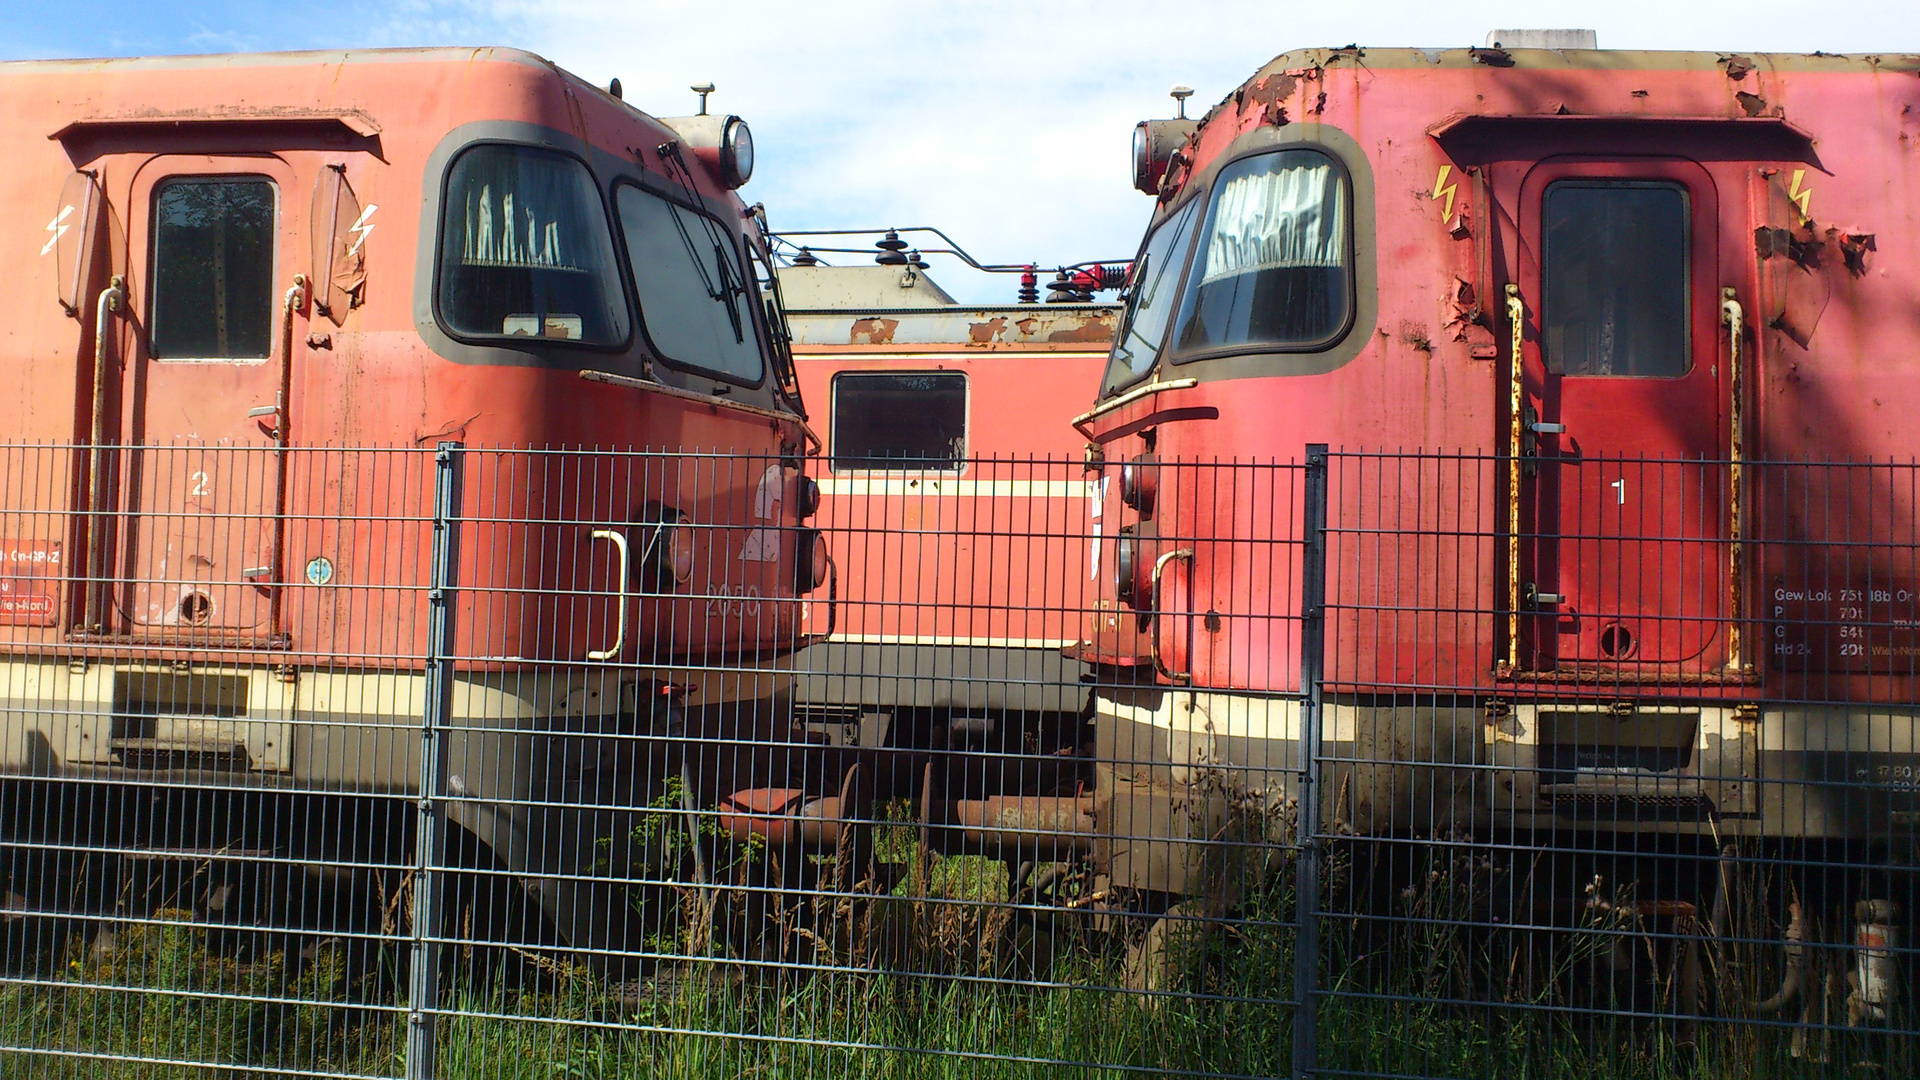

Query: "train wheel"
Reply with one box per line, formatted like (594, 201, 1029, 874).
(990, 912, 1057, 982)
(1124, 901, 1207, 999)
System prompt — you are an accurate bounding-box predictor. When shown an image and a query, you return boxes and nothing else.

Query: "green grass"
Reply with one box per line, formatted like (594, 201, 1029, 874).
(3, 842, 1913, 1080)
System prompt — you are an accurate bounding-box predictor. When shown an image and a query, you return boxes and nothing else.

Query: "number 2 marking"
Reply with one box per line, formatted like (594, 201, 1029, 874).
(190, 471, 211, 497)
(1610, 478, 1626, 505)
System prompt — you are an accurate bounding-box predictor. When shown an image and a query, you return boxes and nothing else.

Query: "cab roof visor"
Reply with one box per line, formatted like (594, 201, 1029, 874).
(1427, 112, 1816, 153)
(51, 108, 382, 141)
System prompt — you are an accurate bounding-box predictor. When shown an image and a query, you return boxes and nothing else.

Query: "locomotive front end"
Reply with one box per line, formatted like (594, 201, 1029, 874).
(0, 50, 826, 970)
(1075, 44, 1920, 992)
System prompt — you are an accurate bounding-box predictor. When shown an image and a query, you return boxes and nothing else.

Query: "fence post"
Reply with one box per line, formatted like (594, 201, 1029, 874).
(407, 442, 463, 1080)
(1292, 444, 1329, 1080)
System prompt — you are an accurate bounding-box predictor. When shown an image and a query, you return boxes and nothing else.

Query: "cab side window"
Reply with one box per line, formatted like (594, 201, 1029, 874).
(831, 372, 966, 471)
(615, 184, 765, 383)
(1172, 149, 1351, 358)
(150, 178, 276, 360)
(437, 145, 630, 347)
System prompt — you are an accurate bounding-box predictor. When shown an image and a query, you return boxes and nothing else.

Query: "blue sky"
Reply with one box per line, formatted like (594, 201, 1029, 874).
(8, 1, 1917, 303)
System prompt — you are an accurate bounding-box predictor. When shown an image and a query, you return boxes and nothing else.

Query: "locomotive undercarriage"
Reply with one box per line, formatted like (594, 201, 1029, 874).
(9, 652, 1909, 1021)
(0, 657, 792, 982)
(701, 642, 1101, 974)
(1085, 680, 1918, 1018)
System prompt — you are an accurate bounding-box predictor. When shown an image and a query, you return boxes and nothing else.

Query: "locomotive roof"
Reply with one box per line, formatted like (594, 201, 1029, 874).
(1249, 46, 1920, 76)
(0, 45, 560, 75)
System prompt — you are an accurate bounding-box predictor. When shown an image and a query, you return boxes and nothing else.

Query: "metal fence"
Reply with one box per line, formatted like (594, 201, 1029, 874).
(0, 444, 1913, 1078)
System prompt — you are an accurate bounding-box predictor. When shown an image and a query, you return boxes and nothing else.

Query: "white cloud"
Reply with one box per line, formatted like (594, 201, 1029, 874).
(388, 0, 1916, 302)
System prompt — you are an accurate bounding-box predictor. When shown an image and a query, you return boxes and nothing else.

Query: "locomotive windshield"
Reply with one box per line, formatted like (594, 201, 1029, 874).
(1101, 197, 1201, 394)
(616, 185, 765, 384)
(437, 145, 630, 346)
(1170, 149, 1350, 358)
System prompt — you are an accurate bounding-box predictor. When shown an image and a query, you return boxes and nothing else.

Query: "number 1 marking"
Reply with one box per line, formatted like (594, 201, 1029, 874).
(1610, 478, 1625, 505)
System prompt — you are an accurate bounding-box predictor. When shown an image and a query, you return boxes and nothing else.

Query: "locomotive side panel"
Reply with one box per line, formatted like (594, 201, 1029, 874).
(789, 302, 1111, 718)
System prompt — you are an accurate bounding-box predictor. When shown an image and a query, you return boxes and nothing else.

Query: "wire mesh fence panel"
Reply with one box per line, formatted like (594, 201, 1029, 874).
(3, 445, 1312, 1080)
(1, 443, 440, 1079)
(1311, 450, 1918, 1080)
(415, 450, 1308, 1080)
(11, 443, 1911, 1079)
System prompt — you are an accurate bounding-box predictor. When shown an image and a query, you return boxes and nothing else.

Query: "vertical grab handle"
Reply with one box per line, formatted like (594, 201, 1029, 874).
(1723, 287, 1747, 671)
(587, 528, 629, 661)
(1149, 547, 1196, 683)
(83, 275, 126, 633)
(1504, 284, 1525, 673)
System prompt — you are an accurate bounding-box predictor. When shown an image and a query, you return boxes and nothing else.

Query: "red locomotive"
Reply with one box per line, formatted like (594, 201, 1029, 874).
(706, 250, 1119, 953)
(0, 48, 823, 961)
(1081, 36, 1920, 976)
(782, 254, 1113, 717)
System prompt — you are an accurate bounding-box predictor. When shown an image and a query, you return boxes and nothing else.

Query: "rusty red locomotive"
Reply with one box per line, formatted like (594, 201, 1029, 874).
(1080, 37, 1920, 967)
(0, 47, 824, 960)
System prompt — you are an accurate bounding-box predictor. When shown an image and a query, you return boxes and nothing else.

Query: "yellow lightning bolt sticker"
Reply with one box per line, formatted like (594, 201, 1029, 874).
(1788, 168, 1812, 224)
(1432, 163, 1459, 221)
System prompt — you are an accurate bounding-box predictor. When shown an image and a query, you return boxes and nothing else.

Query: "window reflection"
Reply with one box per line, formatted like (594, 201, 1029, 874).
(617, 185, 764, 383)
(438, 146, 629, 346)
(151, 179, 276, 360)
(1172, 150, 1351, 358)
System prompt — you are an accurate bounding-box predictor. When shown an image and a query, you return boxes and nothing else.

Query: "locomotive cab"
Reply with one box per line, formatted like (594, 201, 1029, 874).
(1076, 43, 1920, 942)
(0, 49, 826, 966)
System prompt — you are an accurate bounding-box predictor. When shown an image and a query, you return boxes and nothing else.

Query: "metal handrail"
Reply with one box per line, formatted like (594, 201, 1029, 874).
(1150, 547, 1196, 683)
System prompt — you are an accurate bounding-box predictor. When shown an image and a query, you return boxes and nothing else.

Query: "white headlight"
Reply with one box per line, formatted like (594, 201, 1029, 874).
(723, 116, 754, 189)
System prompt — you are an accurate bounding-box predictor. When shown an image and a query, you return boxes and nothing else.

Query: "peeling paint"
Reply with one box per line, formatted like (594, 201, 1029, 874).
(849, 318, 899, 346)
(1047, 314, 1118, 344)
(968, 316, 1008, 344)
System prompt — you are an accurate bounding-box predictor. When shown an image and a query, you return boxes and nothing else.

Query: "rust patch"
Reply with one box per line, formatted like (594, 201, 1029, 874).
(1756, 224, 1823, 271)
(415, 411, 481, 445)
(1838, 232, 1876, 276)
(1399, 321, 1433, 353)
(1736, 91, 1768, 117)
(849, 318, 899, 345)
(1247, 72, 1297, 109)
(1723, 55, 1755, 80)
(1240, 72, 1297, 128)
(968, 316, 1008, 344)
(1046, 315, 1117, 344)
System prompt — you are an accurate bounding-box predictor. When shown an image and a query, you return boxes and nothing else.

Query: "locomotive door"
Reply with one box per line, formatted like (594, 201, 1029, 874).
(1501, 159, 1730, 674)
(111, 155, 307, 643)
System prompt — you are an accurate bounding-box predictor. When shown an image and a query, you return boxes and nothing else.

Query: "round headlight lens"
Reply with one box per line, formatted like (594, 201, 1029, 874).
(1120, 454, 1157, 517)
(667, 514, 696, 584)
(1115, 524, 1139, 607)
(723, 116, 754, 188)
(1131, 122, 1151, 193)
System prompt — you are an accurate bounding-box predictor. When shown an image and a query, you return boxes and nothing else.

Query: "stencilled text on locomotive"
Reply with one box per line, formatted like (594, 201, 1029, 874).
(0, 540, 60, 626)
(1770, 578, 1920, 673)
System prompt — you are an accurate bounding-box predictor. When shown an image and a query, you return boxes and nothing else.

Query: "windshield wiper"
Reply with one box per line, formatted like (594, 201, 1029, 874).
(1110, 252, 1152, 367)
(657, 141, 751, 333)
(714, 242, 744, 344)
